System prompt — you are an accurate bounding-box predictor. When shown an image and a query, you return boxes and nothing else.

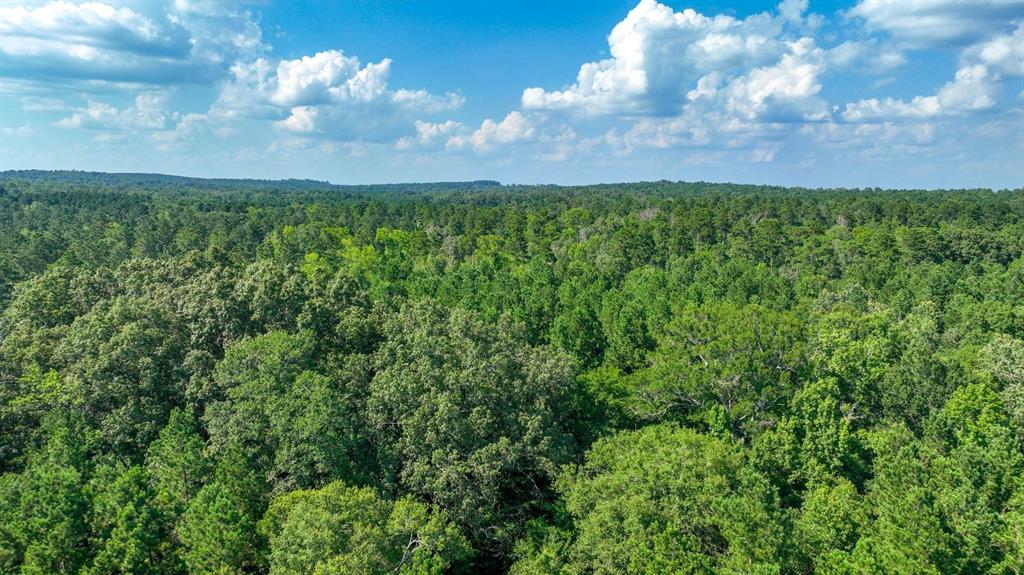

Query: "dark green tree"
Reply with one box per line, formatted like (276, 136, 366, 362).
(368, 303, 578, 556)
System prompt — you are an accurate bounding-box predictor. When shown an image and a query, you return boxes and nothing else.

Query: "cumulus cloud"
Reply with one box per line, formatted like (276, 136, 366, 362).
(1, 1, 458, 146)
(847, 0, 1022, 48)
(842, 65, 998, 121)
(963, 23, 1024, 77)
(448, 111, 538, 154)
(507, 0, 1019, 164)
(521, 0, 787, 116)
(613, 114, 712, 151)
(494, 0, 1022, 170)
(472, 111, 537, 150)
(724, 37, 828, 122)
(214, 49, 462, 141)
(169, 0, 263, 66)
(274, 106, 319, 134)
(0, 0, 263, 87)
(271, 51, 390, 107)
(392, 89, 465, 114)
(213, 58, 277, 119)
(838, 13, 1021, 126)
(514, 0, 831, 164)
(777, 0, 808, 24)
(55, 90, 172, 130)
(397, 113, 545, 156)
(395, 120, 466, 150)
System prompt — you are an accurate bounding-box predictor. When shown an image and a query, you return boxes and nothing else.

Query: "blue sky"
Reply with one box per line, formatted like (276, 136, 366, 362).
(1, 0, 1022, 188)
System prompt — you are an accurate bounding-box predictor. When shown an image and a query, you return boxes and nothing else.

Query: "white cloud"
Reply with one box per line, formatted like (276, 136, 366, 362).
(213, 49, 462, 141)
(55, 90, 172, 130)
(777, 0, 807, 24)
(275, 106, 319, 133)
(392, 89, 465, 114)
(867, 122, 937, 146)
(474, 111, 536, 146)
(266, 136, 315, 153)
(169, 1, 263, 65)
(35, 6, 453, 145)
(934, 65, 1000, 111)
(0, 1, 262, 87)
(512, 0, 832, 164)
(395, 120, 466, 150)
(150, 111, 206, 150)
(826, 40, 906, 73)
(0, 2, 180, 55)
(827, 41, 864, 69)
(725, 37, 828, 121)
(535, 126, 581, 162)
(213, 58, 277, 119)
(875, 50, 908, 72)
(842, 65, 997, 121)
(225, 50, 463, 115)
(775, 0, 826, 32)
(838, 19, 1022, 125)
(447, 111, 537, 153)
(847, 0, 1022, 48)
(272, 51, 390, 107)
(617, 114, 713, 150)
(805, 121, 938, 148)
(4, 0, 1019, 184)
(964, 23, 1024, 77)
(521, 0, 787, 116)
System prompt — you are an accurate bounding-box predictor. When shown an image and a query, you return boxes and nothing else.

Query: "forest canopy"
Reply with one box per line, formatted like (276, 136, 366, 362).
(1, 172, 1022, 574)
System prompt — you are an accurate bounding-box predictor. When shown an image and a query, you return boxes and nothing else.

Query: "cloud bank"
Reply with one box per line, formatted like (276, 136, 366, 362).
(1, 0, 1022, 186)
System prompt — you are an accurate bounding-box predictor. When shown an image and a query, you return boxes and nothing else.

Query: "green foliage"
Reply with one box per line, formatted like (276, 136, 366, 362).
(146, 408, 211, 523)
(521, 424, 787, 574)
(508, 520, 574, 575)
(178, 480, 262, 575)
(634, 301, 804, 437)
(2, 174, 1023, 574)
(840, 426, 955, 574)
(83, 465, 174, 575)
(368, 303, 578, 554)
(1, 413, 93, 575)
(203, 330, 372, 493)
(926, 384, 1023, 572)
(598, 266, 670, 372)
(259, 481, 471, 575)
(793, 479, 868, 571)
(978, 334, 1024, 435)
(759, 377, 868, 492)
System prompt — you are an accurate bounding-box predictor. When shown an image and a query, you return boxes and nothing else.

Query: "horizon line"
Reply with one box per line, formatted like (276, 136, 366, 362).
(2, 168, 1021, 193)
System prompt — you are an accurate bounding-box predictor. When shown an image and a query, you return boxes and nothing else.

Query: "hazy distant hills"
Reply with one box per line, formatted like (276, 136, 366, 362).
(0, 170, 502, 193)
(3, 171, 1018, 199)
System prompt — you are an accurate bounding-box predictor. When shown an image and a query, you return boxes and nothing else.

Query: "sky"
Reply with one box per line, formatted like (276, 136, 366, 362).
(1, 0, 1023, 188)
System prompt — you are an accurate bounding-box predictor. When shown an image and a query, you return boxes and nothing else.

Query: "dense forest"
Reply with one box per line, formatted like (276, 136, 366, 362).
(1, 171, 1022, 574)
